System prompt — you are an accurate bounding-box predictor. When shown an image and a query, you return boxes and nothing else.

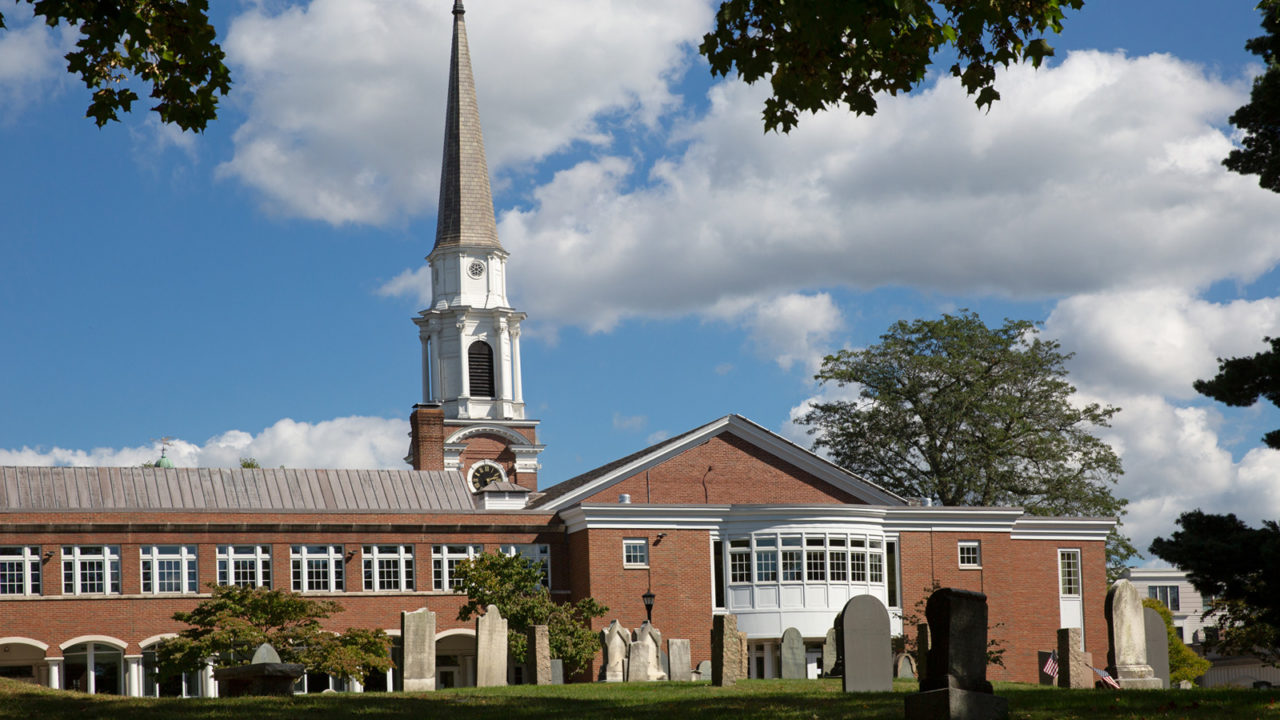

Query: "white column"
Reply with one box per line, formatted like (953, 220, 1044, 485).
(511, 324, 524, 406)
(350, 676, 364, 693)
(46, 657, 62, 690)
(125, 655, 143, 696)
(429, 320, 443, 404)
(497, 317, 512, 409)
(203, 660, 218, 698)
(457, 318, 471, 404)
(421, 331, 432, 404)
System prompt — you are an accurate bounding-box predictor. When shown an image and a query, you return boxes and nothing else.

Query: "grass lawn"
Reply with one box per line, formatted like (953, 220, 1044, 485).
(2, 677, 1277, 719)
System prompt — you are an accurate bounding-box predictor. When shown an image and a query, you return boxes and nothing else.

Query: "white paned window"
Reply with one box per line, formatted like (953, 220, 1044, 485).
(499, 544, 551, 587)
(728, 538, 751, 583)
(362, 545, 415, 592)
(0, 546, 41, 595)
(291, 545, 344, 592)
(1149, 585, 1180, 612)
(62, 545, 121, 595)
(623, 538, 649, 568)
(432, 544, 483, 590)
(869, 540, 884, 584)
(217, 545, 272, 588)
(754, 536, 777, 582)
(140, 545, 198, 594)
(1059, 549, 1081, 596)
(805, 537, 827, 581)
(828, 537, 848, 582)
(958, 541, 982, 569)
(850, 538, 867, 582)
(781, 536, 803, 582)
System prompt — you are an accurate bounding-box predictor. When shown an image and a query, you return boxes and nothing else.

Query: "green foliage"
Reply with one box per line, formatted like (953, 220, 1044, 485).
(239, 457, 261, 468)
(900, 581, 1006, 669)
(1193, 336, 1280, 449)
(453, 552, 608, 677)
(1142, 597, 1210, 685)
(0, 1, 231, 131)
(1224, 1, 1280, 192)
(699, 0, 1082, 132)
(155, 585, 391, 680)
(800, 311, 1133, 570)
(1150, 511, 1280, 665)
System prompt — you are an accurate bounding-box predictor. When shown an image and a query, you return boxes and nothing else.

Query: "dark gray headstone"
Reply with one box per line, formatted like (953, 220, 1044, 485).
(822, 627, 838, 676)
(549, 659, 564, 685)
(1143, 607, 1170, 689)
(895, 653, 917, 679)
(780, 627, 806, 679)
(905, 588, 1008, 720)
(1037, 651, 1055, 685)
(695, 660, 711, 681)
(840, 595, 892, 692)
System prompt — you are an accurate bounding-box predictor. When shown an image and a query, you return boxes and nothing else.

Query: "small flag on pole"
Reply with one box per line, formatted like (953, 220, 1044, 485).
(1042, 650, 1058, 679)
(1092, 666, 1120, 689)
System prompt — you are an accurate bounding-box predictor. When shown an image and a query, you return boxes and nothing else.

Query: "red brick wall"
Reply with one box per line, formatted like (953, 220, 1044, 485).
(899, 531, 1109, 683)
(409, 406, 445, 471)
(583, 434, 865, 505)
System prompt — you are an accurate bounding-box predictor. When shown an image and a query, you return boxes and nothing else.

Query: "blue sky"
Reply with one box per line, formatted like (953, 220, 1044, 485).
(2, 0, 1278, 560)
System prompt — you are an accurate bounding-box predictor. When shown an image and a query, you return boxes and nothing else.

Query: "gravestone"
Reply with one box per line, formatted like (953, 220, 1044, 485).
(895, 653, 917, 679)
(780, 627, 806, 679)
(527, 624, 551, 685)
(550, 659, 565, 685)
(401, 607, 437, 691)
(916, 622, 930, 683)
(738, 631, 750, 679)
(627, 631, 667, 681)
(711, 614, 740, 686)
(822, 627, 838, 676)
(1057, 627, 1094, 690)
(635, 622, 668, 679)
(695, 660, 711, 681)
(475, 604, 508, 687)
(211, 643, 305, 697)
(668, 639, 692, 682)
(1143, 607, 1170, 689)
(1037, 651, 1055, 685)
(904, 588, 1008, 720)
(1105, 580, 1163, 689)
(840, 595, 893, 692)
(600, 620, 630, 682)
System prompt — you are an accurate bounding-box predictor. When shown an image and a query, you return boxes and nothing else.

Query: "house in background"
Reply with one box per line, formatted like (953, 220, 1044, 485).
(0, 2, 1115, 696)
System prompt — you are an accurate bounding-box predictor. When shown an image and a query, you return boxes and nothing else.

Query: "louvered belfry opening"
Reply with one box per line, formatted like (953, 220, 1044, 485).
(468, 340, 495, 397)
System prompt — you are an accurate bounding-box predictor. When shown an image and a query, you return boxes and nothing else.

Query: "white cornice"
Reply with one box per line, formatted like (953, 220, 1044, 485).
(1009, 516, 1116, 542)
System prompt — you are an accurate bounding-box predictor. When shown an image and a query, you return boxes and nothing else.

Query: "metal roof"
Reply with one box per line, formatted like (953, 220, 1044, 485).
(0, 466, 478, 513)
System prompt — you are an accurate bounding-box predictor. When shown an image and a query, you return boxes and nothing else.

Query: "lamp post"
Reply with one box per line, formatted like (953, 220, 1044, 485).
(642, 590, 655, 623)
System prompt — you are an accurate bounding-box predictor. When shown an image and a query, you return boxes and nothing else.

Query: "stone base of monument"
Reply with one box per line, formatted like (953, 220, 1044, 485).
(212, 662, 305, 697)
(904, 688, 1009, 720)
(1114, 665, 1164, 689)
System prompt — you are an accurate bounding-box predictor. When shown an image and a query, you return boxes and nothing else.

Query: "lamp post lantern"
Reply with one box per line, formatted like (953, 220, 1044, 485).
(642, 590, 655, 623)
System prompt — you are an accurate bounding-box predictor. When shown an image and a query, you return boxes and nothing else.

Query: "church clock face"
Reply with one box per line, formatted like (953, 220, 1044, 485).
(470, 463, 504, 490)
(467, 260, 485, 279)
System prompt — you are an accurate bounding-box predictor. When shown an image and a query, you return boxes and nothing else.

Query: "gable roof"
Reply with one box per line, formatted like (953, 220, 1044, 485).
(531, 414, 905, 512)
(0, 466, 477, 513)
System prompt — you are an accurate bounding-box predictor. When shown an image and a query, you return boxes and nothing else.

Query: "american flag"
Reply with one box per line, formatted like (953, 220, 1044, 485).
(1092, 666, 1121, 689)
(1042, 650, 1058, 678)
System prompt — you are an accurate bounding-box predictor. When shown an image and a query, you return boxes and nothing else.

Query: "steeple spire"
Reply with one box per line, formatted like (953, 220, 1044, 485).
(433, 0, 501, 254)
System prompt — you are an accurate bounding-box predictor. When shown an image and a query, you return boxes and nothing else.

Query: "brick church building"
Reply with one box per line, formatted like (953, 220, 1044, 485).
(0, 2, 1113, 696)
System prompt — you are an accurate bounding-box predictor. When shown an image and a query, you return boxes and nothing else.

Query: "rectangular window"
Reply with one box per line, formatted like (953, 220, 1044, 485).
(754, 537, 777, 583)
(781, 536, 803, 582)
(1149, 585, 1181, 612)
(805, 537, 826, 582)
(869, 550, 884, 584)
(850, 538, 867, 582)
(362, 545, 415, 592)
(886, 539, 900, 608)
(729, 539, 751, 583)
(432, 544, 483, 590)
(622, 539, 649, 568)
(0, 546, 41, 596)
(958, 541, 981, 569)
(291, 545, 344, 592)
(217, 545, 272, 588)
(61, 545, 120, 595)
(499, 544, 551, 587)
(828, 537, 848, 582)
(713, 539, 725, 609)
(140, 546, 198, 594)
(1059, 549, 1081, 596)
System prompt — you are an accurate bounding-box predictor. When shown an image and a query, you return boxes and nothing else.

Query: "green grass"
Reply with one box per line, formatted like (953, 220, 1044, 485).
(2, 677, 1278, 719)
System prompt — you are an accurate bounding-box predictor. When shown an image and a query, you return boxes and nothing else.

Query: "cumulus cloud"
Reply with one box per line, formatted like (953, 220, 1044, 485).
(702, 292, 845, 372)
(218, 0, 711, 224)
(0, 13, 74, 121)
(0, 416, 409, 470)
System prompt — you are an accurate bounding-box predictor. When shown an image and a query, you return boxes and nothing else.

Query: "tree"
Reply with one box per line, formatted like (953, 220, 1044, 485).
(0, 1, 230, 131)
(1224, 1, 1280, 192)
(1193, 336, 1280, 450)
(452, 551, 608, 677)
(1150, 511, 1280, 665)
(239, 457, 261, 468)
(800, 311, 1134, 570)
(154, 585, 392, 681)
(1142, 597, 1211, 685)
(699, 0, 1082, 132)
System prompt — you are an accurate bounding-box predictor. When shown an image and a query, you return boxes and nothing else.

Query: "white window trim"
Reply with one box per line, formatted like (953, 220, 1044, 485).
(217, 544, 273, 588)
(140, 545, 199, 594)
(432, 544, 484, 591)
(958, 540, 982, 569)
(499, 544, 551, 587)
(362, 545, 415, 592)
(622, 538, 649, 568)
(0, 545, 42, 596)
(291, 545, 345, 593)
(1058, 548, 1082, 597)
(61, 545, 121, 596)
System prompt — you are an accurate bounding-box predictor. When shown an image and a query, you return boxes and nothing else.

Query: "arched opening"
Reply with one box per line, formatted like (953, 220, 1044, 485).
(468, 341, 494, 397)
(0, 639, 48, 686)
(436, 630, 477, 688)
(63, 642, 123, 694)
(140, 636, 201, 697)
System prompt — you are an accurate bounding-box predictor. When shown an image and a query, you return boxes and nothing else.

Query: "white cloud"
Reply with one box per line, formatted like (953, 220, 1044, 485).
(612, 412, 647, 432)
(646, 430, 671, 444)
(0, 416, 409, 470)
(218, 0, 711, 224)
(702, 292, 845, 372)
(0, 14, 74, 121)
